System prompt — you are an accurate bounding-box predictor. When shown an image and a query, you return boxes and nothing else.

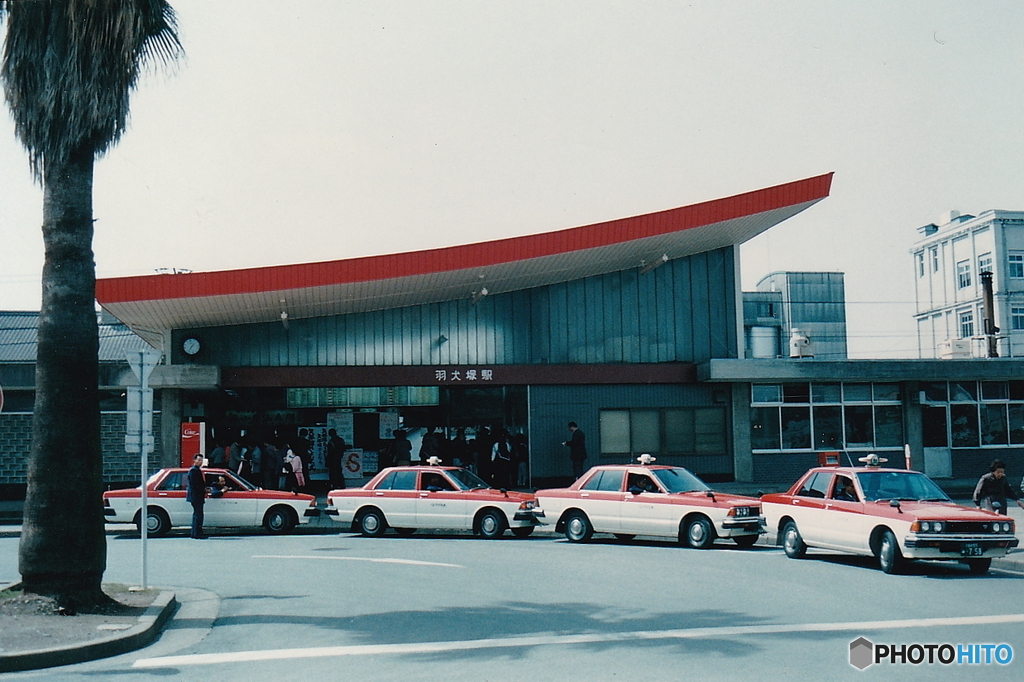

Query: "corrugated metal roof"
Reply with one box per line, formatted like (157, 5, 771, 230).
(97, 173, 833, 347)
(0, 312, 151, 364)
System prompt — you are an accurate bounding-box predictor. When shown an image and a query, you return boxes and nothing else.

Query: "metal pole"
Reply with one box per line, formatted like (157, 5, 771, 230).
(137, 351, 148, 590)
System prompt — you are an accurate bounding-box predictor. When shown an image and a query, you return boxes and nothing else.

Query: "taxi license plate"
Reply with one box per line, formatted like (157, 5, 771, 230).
(960, 543, 983, 557)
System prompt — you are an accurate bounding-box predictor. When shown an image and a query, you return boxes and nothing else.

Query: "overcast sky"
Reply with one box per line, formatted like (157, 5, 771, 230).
(2, 1, 1022, 358)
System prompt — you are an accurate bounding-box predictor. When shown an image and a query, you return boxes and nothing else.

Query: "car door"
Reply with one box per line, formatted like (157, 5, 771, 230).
(784, 471, 832, 545)
(415, 471, 470, 529)
(821, 475, 869, 552)
(204, 473, 259, 527)
(151, 471, 190, 527)
(574, 469, 625, 533)
(619, 472, 676, 536)
(370, 470, 419, 527)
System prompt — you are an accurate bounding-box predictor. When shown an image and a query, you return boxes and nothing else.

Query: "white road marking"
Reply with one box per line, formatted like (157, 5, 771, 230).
(251, 554, 464, 568)
(133, 612, 1024, 668)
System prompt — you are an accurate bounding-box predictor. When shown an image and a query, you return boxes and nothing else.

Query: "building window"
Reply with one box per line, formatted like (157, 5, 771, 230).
(931, 247, 940, 272)
(959, 310, 974, 338)
(1012, 307, 1024, 331)
(956, 260, 971, 289)
(1009, 253, 1024, 279)
(917, 253, 925, 277)
(750, 382, 903, 452)
(978, 252, 993, 275)
(600, 407, 726, 457)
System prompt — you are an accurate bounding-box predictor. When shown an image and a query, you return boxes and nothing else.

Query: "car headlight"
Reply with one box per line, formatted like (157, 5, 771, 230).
(519, 500, 536, 510)
(913, 521, 944, 533)
(727, 506, 760, 517)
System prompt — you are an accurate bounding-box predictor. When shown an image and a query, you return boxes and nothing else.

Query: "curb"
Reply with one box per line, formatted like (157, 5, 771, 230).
(0, 590, 177, 673)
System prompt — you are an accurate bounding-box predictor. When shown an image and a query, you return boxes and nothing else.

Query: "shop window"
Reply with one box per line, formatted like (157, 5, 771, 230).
(813, 405, 843, 449)
(844, 406, 874, 448)
(922, 406, 948, 447)
(750, 407, 781, 450)
(781, 406, 811, 449)
(874, 405, 903, 448)
(950, 404, 979, 447)
(980, 404, 1009, 445)
(1011, 382, 1024, 401)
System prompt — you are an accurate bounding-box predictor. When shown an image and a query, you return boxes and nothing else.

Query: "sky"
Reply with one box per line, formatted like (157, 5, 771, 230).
(2, 1, 1022, 358)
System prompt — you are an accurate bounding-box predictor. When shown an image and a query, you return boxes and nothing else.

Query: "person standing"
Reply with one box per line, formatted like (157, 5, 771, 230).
(326, 428, 347, 490)
(185, 454, 207, 539)
(563, 421, 588, 480)
(973, 459, 1024, 514)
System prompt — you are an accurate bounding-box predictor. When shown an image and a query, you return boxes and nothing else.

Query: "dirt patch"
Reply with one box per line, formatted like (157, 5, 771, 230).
(0, 585, 159, 656)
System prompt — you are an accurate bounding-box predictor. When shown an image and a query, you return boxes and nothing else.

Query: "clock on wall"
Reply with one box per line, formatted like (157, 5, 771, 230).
(182, 337, 202, 356)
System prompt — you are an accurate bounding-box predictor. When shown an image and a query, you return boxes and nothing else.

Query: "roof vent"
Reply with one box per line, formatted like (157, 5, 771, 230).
(940, 210, 961, 225)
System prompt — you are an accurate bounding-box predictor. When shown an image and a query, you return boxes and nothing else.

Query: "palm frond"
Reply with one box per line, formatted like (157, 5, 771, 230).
(1, 0, 182, 179)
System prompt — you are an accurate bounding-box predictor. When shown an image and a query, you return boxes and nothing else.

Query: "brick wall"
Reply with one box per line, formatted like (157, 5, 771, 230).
(0, 411, 164, 489)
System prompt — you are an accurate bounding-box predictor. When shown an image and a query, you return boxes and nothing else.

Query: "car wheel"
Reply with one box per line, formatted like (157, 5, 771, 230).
(684, 516, 715, 549)
(564, 512, 593, 543)
(263, 506, 296, 534)
(358, 508, 387, 537)
(964, 558, 991, 575)
(395, 527, 416, 537)
(511, 527, 534, 539)
(733, 534, 759, 548)
(138, 508, 170, 537)
(782, 521, 807, 559)
(477, 509, 507, 539)
(877, 530, 905, 575)
(613, 533, 635, 542)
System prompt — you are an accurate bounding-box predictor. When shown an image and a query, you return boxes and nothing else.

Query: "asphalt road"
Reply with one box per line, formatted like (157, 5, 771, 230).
(2, 524, 1023, 682)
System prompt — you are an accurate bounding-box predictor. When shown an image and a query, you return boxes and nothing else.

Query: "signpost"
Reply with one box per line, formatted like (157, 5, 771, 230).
(126, 350, 160, 589)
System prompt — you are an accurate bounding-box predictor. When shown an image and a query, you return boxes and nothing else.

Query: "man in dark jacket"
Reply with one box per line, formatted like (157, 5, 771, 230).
(185, 454, 207, 539)
(564, 421, 588, 480)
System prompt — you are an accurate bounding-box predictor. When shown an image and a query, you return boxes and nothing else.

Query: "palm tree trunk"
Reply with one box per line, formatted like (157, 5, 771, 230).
(18, 143, 108, 607)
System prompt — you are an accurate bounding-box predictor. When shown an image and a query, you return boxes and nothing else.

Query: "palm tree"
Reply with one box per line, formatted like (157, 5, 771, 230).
(1, 0, 180, 607)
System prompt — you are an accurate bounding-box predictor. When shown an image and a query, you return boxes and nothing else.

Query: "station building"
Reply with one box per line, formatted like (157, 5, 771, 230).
(6, 173, 1023, 493)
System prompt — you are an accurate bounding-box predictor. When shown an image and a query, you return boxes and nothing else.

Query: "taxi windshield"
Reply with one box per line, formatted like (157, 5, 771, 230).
(855, 471, 951, 502)
(445, 468, 491, 490)
(652, 467, 711, 494)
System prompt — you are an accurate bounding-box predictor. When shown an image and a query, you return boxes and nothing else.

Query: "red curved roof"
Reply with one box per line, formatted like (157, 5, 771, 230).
(97, 173, 832, 344)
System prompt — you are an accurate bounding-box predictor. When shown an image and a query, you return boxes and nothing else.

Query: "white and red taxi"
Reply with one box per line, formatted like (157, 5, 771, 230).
(326, 461, 544, 538)
(103, 468, 320, 536)
(761, 456, 1019, 575)
(534, 456, 765, 548)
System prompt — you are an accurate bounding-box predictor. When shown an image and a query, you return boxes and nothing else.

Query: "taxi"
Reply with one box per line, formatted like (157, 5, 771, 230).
(326, 458, 544, 538)
(103, 467, 320, 536)
(761, 455, 1019, 574)
(534, 455, 765, 548)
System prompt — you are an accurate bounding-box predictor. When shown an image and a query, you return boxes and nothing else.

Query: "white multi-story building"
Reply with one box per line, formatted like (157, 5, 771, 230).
(912, 209, 1024, 358)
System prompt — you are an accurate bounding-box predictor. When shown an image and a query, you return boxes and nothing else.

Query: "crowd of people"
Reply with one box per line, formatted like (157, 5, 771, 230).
(206, 431, 316, 493)
(379, 426, 530, 489)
